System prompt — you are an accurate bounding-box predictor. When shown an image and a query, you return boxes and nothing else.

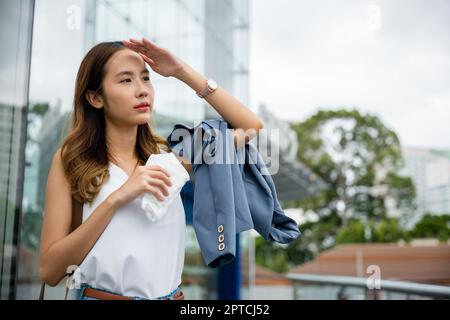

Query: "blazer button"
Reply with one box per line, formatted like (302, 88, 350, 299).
(218, 243, 225, 251)
(217, 225, 224, 233)
(218, 234, 225, 243)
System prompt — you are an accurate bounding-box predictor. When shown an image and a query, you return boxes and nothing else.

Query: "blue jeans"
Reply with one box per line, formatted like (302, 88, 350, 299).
(75, 283, 182, 300)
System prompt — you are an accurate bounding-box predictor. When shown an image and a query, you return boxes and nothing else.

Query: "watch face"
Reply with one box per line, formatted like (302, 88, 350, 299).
(207, 79, 218, 90)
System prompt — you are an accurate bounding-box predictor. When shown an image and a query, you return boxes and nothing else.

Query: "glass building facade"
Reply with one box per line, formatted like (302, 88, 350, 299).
(1, 0, 252, 299)
(0, 0, 35, 300)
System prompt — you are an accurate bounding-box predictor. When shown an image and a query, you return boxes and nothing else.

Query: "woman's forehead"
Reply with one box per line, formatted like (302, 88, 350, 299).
(106, 49, 146, 74)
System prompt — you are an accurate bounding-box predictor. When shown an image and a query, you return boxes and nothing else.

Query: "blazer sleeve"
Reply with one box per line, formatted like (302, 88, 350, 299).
(166, 119, 225, 169)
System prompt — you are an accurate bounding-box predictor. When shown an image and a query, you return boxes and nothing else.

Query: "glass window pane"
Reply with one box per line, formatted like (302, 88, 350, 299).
(0, 0, 34, 300)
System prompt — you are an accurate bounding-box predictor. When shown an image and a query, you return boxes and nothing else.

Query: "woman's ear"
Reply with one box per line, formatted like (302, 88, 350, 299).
(85, 90, 104, 109)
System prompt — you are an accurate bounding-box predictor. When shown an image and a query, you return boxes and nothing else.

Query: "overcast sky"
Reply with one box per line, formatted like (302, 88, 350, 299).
(250, 0, 450, 149)
(26, 0, 450, 150)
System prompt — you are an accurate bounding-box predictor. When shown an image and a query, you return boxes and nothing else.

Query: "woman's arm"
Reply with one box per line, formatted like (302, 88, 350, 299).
(174, 63, 264, 149)
(173, 64, 264, 173)
(39, 148, 122, 286)
(123, 38, 264, 150)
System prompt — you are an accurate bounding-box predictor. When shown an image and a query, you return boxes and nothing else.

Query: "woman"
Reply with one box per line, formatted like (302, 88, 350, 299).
(39, 37, 263, 300)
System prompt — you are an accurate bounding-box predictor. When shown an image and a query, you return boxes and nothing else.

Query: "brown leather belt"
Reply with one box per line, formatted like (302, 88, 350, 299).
(83, 287, 184, 300)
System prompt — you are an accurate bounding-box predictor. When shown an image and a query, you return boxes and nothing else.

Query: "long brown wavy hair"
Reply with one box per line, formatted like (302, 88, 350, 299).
(60, 41, 170, 205)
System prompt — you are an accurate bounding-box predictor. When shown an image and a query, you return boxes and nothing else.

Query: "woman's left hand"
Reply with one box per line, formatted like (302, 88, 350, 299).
(123, 37, 186, 78)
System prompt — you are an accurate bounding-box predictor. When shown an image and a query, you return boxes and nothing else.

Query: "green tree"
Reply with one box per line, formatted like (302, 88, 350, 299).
(256, 211, 342, 271)
(254, 236, 290, 273)
(336, 219, 367, 243)
(335, 217, 409, 244)
(259, 109, 418, 271)
(289, 109, 415, 228)
(409, 213, 450, 241)
(374, 218, 407, 243)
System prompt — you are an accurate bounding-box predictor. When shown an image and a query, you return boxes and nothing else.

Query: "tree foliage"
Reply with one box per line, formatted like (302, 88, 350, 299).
(409, 213, 450, 241)
(256, 109, 420, 272)
(288, 109, 415, 227)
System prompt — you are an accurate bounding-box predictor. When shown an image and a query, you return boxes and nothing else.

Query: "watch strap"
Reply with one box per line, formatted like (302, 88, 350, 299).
(196, 80, 215, 98)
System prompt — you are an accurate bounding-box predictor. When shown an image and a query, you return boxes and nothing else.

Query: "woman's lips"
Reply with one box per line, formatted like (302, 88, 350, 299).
(135, 106, 149, 112)
(134, 103, 150, 109)
(134, 103, 150, 112)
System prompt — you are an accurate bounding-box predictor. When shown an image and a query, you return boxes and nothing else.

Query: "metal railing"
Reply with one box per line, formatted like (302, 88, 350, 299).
(286, 273, 450, 300)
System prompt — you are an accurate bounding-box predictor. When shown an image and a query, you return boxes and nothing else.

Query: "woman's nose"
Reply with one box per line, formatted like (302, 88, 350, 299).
(137, 83, 149, 97)
(139, 89, 148, 98)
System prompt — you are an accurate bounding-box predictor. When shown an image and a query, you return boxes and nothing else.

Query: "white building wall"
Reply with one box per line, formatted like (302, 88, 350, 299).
(402, 147, 450, 227)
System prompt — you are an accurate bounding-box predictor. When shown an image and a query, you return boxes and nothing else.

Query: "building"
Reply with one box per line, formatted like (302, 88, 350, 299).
(402, 147, 450, 228)
(0, 0, 34, 300)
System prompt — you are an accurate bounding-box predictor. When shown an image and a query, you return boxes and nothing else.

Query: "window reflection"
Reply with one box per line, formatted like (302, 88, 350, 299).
(0, 0, 35, 300)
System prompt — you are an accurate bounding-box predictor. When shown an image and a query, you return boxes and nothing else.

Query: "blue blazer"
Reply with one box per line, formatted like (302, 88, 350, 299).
(166, 119, 300, 268)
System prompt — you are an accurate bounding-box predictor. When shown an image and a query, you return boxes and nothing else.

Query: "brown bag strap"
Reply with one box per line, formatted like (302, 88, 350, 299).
(39, 282, 45, 300)
(39, 271, 72, 300)
(39, 282, 70, 300)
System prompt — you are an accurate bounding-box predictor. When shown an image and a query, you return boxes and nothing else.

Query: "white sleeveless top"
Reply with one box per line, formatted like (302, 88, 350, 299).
(78, 150, 186, 299)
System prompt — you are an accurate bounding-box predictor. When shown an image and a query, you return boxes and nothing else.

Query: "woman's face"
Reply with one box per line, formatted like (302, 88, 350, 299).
(101, 48, 154, 126)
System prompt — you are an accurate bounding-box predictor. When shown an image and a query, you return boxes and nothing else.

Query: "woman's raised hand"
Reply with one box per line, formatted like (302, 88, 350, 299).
(123, 37, 186, 78)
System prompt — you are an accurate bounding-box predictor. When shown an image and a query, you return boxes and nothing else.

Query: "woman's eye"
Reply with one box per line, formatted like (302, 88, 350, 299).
(120, 79, 131, 83)
(143, 76, 150, 81)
